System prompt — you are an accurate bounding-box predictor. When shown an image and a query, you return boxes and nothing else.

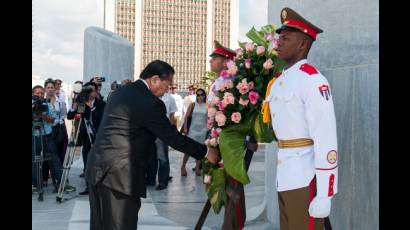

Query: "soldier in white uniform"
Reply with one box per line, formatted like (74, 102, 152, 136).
(265, 8, 338, 230)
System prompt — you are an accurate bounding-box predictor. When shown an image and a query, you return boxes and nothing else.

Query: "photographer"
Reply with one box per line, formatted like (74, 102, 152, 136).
(32, 85, 63, 193)
(67, 82, 105, 195)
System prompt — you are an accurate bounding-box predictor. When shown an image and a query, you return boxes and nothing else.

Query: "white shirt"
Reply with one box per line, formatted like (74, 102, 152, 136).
(267, 59, 338, 198)
(183, 94, 196, 118)
(140, 79, 149, 89)
(170, 93, 184, 117)
(56, 89, 67, 105)
(160, 92, 177, 119)
(50, 97, 67, 125)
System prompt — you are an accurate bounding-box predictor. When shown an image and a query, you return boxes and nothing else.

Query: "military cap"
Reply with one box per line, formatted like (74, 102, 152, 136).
(209, 40, 236, 60)
(276, 7, 323, 40)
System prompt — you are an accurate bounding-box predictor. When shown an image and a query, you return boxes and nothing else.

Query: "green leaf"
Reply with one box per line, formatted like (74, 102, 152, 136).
(260, 24, 275, 34)
(246, 27, 269, 47)
(253, 112, 277, 143)
(219, 113, 258, 184)
(238, 41, 246, 49)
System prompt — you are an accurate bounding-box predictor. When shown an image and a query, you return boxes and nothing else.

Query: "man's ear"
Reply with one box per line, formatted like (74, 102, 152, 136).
(150, 75, 160, 85)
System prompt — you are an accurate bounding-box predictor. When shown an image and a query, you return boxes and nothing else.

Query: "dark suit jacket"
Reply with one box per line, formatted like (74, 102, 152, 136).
(85, 80, 207, 198)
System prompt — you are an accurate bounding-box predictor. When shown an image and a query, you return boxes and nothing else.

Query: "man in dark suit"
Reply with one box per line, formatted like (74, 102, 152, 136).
(85, 60, 220, 230)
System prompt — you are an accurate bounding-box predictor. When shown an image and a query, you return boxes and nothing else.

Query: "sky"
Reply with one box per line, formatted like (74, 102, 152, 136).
(32, 0, 268, 85)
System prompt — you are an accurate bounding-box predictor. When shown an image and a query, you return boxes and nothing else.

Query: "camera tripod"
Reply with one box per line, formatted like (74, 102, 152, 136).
(32, 121, 47, 201)
(56, 115, 94, 203)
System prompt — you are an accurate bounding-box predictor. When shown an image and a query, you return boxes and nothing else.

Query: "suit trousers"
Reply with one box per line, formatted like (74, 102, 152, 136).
(156, 138, 170, 187)
(278, 179, 324, 230)
(89, 183, 141, 230)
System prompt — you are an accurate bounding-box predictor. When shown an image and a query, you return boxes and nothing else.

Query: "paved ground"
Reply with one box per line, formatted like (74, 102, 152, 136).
(32, 145, 268, 230)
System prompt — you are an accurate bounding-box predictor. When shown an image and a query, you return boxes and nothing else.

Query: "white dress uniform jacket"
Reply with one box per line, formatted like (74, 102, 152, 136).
(267, 59, 338, 198)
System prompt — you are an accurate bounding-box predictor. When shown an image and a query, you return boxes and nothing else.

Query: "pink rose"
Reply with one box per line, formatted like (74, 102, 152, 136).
(236, 80, 249, 95)
(207, 119, 214, 129)
(244, 59, 251, 69)
(236, 48, 243, 56)
(209, 138, 218, 146)
(208, 107, 217, 118)
(211, 128, 222, 138)
(239, 97, 249, 106)
(248, 81, 254, 90)
(215, 111, 226, 126)
(227, 64, 238, 75)
(226, 60, 235, 69)
(245, 42, 254, 52)
(223, 92, 235, 105)
(217, 101, 226, 111)
(256, 46, 265, 56)
(204, 174, 212, 184)
(263, 58, 273, 70)
(211, 96, 220, 106)
(220, 69, 229, 78)
(231, 112, 242, 123)
(265, 33, 274, 41)
(271, 36, 279, 49)
(249, 91, 260, 105)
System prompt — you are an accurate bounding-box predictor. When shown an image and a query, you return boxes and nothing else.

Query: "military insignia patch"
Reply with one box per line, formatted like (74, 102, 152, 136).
(327, 150, 337, 164)
(282, 10, 287, 20)
(318, 84, 331, 100)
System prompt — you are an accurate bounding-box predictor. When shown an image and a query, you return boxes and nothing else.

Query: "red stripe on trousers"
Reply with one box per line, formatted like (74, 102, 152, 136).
(231, 178, 244, 229)
(235, 199, 243, 229)
(309, 178, 316, 230)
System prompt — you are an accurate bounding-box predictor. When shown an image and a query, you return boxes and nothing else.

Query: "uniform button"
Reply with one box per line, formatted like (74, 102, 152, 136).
(279, 82, 283, 87)
(274, 96, 278, 101)
(278, 160, 282, 165)
(272, 113, 275, 118)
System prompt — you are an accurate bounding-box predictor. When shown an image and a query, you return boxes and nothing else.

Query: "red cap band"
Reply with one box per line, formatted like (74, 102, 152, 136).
(213, 47, 236, 59)
(283, 19, 318, 40)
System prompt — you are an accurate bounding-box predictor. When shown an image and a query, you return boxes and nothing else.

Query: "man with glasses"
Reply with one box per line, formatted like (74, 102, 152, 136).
(85, 60, 220, 230)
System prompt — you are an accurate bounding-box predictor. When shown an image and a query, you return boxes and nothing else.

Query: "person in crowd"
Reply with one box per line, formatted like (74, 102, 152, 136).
(121, 79, 132, 86)
(170, 84, 184, 131)
(32, 84, 63, 193)
(180, 88, 208, 176)
(107, 81, 120, 102)
(146, 89, 178, 190)
(182, 83, 197, 118)
(43, 79, 76, 192)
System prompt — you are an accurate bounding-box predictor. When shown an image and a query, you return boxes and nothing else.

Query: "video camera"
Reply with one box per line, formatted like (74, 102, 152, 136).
(32, 95, 48, 114)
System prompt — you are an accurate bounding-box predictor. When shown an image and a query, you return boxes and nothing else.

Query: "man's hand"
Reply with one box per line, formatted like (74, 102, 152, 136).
(308, 196, 331, 218)
(206, 147, 220, 164)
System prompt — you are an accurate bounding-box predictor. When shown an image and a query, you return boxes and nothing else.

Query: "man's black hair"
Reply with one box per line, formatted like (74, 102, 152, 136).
(140, 60, 175, 80)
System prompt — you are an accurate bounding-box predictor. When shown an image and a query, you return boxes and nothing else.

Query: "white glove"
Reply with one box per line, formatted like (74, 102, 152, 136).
(308, 196, 331, 218)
